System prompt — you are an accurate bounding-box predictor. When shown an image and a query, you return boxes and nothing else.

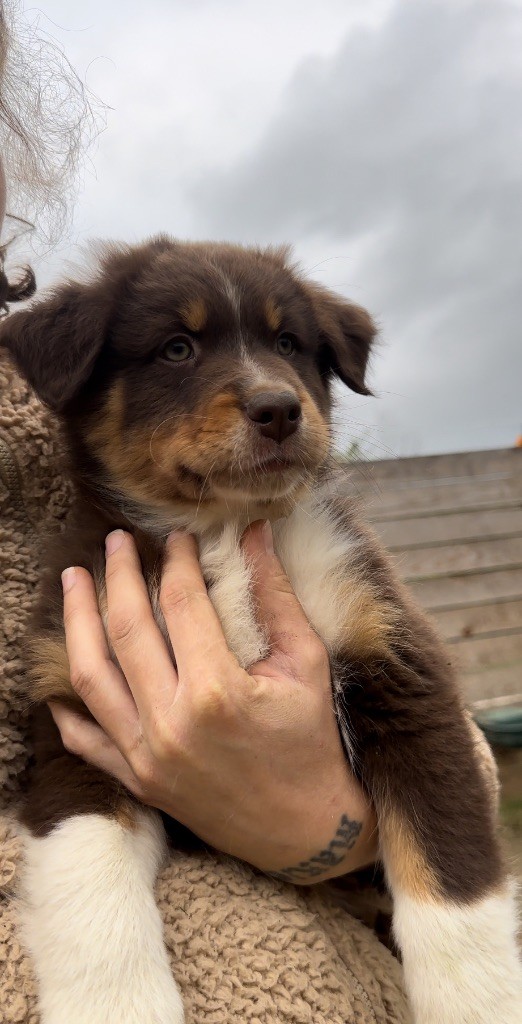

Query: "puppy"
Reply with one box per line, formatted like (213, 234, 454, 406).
(2, 236, 521, 1024)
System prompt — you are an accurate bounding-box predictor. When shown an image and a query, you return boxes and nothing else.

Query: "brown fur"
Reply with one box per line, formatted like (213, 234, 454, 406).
(20, 704, 137, 836)
(29, 636, 73, 705)
(326, 497, 504, 902)
(265, 297, 282, 333)
(0, 236, 504, 910)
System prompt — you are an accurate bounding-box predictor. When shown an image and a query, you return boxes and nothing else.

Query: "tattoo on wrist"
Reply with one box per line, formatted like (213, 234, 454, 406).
(270, 812, 363, 883)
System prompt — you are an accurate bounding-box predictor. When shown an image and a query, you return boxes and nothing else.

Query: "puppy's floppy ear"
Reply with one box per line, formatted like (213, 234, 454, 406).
(306, 282, 377, 396)
(0, 282, 106, 412)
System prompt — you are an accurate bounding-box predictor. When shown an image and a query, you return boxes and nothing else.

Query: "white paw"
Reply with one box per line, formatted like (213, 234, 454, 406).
(20, 812, 185, 1024)
(394, 887, 522, 1024)
(40, 970, 185, 1024)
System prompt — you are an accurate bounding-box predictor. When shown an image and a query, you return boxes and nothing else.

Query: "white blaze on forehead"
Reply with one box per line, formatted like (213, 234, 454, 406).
(211, 261, 287, 388)
(211, 263, 242, 324)
(223, 274, 242, 320)
(239, 348, 274, 389)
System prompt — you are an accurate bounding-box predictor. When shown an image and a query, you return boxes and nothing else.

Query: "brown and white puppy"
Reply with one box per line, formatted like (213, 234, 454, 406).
(2, 237, 521, 1024)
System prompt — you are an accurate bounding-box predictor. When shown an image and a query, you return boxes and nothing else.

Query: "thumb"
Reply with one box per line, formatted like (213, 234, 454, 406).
(241, 520, 315, 661)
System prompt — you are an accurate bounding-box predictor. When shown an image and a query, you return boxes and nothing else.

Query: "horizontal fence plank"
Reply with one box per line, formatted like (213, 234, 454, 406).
(408, 567, 522, 609)
(368, 498, 522, 523)
(448, 634, 522, 673)
(346, 447, 522, 483)
(355, 476, 522, 517)
(432, 599, 522, 641)
(391, 537, 522, 579)
(372, 508, 522, 548)
(459, 664, 522, 703)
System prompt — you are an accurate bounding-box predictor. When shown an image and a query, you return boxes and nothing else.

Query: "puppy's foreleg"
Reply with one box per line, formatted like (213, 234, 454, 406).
(344, 662, 522, 1024)
(21, 808, 184, 1024)
(389, 872, 521, 1024)
(378, 797, 522, 1024)
(377, 740, 521, 1023)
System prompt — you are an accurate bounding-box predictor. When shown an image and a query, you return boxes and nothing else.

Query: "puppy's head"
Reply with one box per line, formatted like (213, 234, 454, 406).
(0, 237, 376, 524)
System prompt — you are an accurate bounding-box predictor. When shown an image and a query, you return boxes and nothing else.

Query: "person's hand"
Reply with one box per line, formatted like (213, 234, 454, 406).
(50, 522, 377, 883)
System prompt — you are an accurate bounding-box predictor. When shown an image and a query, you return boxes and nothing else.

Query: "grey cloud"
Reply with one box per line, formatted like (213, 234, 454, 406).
(187, 0, 522, 456)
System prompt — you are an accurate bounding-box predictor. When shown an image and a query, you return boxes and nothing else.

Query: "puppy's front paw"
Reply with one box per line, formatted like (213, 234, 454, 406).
(22, 812, 186, 1024)
(394, 888, 522, 1024)
(39, 967, 185, 1024)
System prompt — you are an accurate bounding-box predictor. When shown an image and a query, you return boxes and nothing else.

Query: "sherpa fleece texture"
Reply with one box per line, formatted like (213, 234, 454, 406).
(0, 352, 414, 1023)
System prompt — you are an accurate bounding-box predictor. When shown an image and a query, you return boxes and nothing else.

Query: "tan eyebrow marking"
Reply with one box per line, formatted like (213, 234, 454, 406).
(265, 297, 282, 333)
(179, 297, 207, 332)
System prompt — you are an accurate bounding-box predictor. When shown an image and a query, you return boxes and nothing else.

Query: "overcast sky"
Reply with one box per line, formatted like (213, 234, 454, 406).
(17, 0, 522, 459)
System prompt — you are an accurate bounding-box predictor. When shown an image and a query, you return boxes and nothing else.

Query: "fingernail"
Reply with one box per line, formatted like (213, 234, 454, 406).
(61, 567, 77, 593)
(105, 530, 125, 556)
(262, 520, 274, 555)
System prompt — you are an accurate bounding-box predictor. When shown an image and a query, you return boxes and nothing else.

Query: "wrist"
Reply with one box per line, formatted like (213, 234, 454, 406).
(265, 779, 378, 885)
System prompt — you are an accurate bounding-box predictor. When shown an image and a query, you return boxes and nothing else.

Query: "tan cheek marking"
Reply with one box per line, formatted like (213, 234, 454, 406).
(193, 390, 240, 428)
(158, 391, 244, 465)
(380, 811, 441, 903)
(91, 383, 245, 498)
(96, 423, 157, 496)
(299, 390, 330, 457)
(265, 297, 282, 333)
(86, 383, 173, 501)
(86, 380, 155, 492)
(29, 636, 77, 705)
(87, 380, 126, 456)
(179, 297, 207, 333)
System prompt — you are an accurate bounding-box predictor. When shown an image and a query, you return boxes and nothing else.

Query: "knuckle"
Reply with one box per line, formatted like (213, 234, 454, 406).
(104, 550, 125, 582)
(270, 569, 294, 598)
(192, 679, 230, 721)
(159, 579, 193, 618)
(278, 572, 294, 594)
(107, 610, 139, 649)
(147, 716, 178, 763)
(248, 675, 271, 707)
(69, 665, 99, 701)
(131, 756, 157, 794)
(60, 718, 83, 757)
(103, 562, 121, 593)
(127, 743, 156, 789)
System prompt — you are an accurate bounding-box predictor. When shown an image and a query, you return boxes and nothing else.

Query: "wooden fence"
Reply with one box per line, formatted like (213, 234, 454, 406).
(345, 448, 522, 706)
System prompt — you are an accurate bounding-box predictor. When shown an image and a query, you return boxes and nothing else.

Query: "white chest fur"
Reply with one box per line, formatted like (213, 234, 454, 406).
(196, 497, 358, 670)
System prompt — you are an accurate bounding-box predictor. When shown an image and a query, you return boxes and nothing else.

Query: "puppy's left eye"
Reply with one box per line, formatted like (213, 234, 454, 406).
(161, 335, 194, 362)
(276, 333, 296, 356)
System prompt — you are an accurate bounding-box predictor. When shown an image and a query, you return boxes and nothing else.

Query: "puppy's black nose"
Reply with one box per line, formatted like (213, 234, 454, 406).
(245, 391, 302, 443)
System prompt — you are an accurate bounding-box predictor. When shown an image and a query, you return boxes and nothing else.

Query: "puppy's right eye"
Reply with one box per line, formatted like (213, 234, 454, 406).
(161, 336, 194, 362)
